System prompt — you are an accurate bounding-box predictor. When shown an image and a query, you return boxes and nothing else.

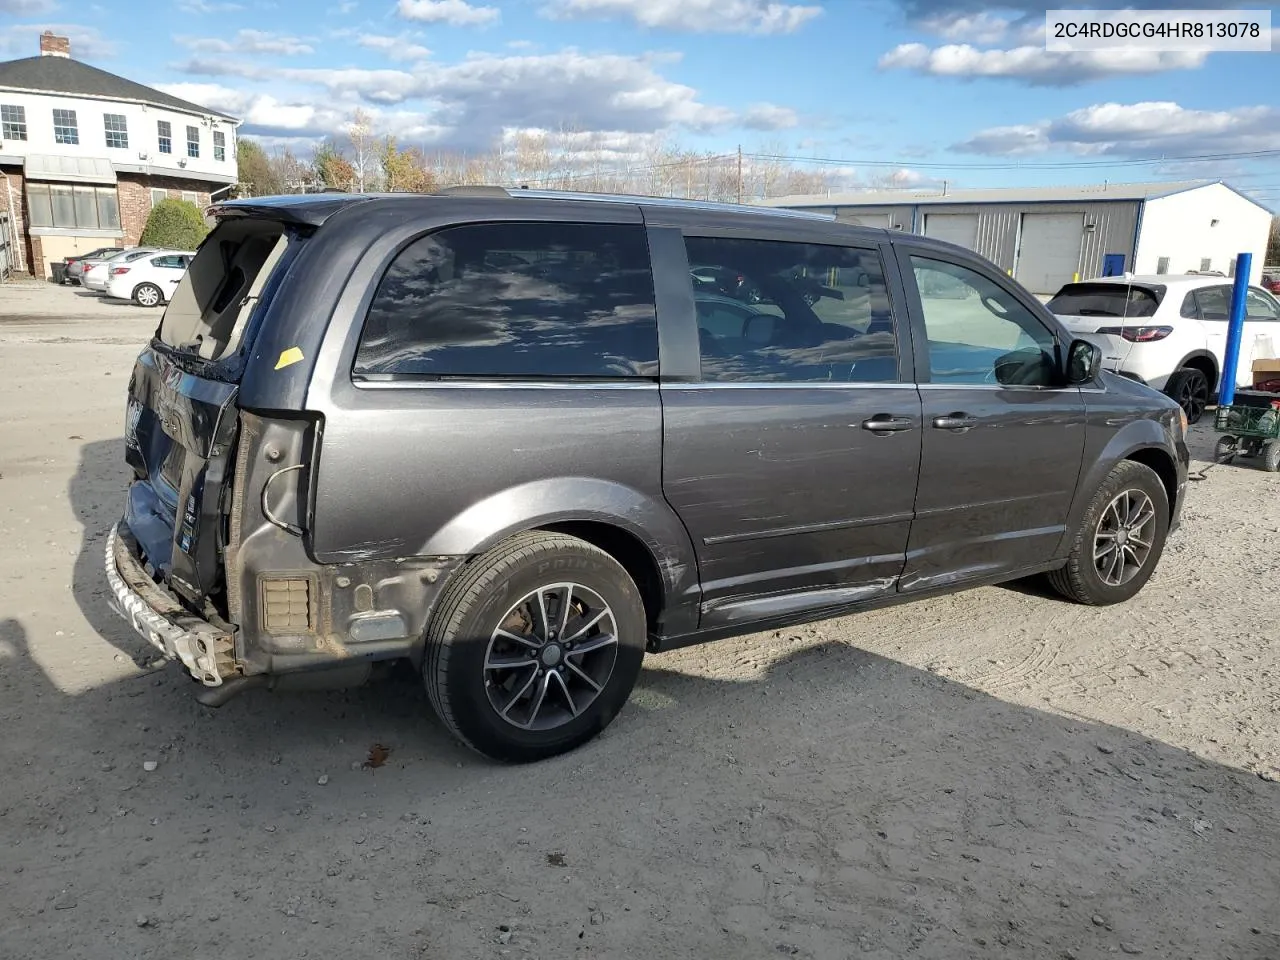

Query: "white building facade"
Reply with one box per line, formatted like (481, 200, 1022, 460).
(0, 31, 240, 278)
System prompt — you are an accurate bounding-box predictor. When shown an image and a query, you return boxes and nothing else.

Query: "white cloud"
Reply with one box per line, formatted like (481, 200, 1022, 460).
(179, 30, 315, 56)
(0, 0, 58, 13)
(915, 11, 1043, 44)
(878, 42, 1207, 85)
(178, 0, 244, 11)
(353, 33, 432, 62)
(741, 103, 799, 130)
(542, 0, 823, 33)
(397, 0, 500, 26)
(0, 24, 116, 58)
(170, 47, 801, 149)
(329, 0, 357, 11)
(956, 101, 1280, 157)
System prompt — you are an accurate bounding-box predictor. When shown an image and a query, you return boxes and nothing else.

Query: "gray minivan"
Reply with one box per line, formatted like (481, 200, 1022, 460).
(107, 189, 1189, 762)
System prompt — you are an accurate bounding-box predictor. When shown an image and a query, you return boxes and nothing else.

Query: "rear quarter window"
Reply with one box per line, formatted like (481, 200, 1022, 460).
(353, 222, 658, 379)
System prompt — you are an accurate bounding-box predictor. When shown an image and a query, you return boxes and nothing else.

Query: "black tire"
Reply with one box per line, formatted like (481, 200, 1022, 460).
(1264, 442, 1280, 473)
(132, 283, 163, 308)
(1214, 435, 1237, 464)
(1047, 460, 1170, 606)
(423, 530, 646, 763)
(1163, 367, 1210, 424)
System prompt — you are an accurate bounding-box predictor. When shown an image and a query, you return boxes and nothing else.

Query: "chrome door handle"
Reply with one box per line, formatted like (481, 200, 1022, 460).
(932, 414, 978, 431)
(861, 415, 915, 434)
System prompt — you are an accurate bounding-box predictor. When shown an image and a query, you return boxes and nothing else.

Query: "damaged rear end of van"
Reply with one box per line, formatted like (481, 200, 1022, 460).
(106, 195, 458, 704)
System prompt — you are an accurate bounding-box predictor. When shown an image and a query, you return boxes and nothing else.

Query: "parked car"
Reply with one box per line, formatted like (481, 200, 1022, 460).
(64, 247, 124, 284)
(82, 248, 160, 292)
(1262, 273, 1280, 295)
(105, 251, 195, 307)
(106, 190, 1189, 763)
(1047, 275, 1280, 423)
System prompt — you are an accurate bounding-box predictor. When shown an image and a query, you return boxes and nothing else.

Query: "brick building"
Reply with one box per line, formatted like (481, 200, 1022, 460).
(0, 32, 240, 278)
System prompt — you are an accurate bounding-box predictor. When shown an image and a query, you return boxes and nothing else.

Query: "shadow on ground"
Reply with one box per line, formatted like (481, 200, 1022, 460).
(3, 601, 1278, 960)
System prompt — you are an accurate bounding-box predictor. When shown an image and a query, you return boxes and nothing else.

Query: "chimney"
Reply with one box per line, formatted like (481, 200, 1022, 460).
(39, 32, 71, 58)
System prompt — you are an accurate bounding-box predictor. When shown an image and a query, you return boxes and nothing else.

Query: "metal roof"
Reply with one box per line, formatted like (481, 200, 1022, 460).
(758, 180, 1220, 209)
(0, 55, 239, 121)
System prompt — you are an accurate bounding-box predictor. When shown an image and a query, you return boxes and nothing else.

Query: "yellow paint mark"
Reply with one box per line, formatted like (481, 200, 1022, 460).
(274, 347, 304, 371)
(1073, 271, 1080, 283)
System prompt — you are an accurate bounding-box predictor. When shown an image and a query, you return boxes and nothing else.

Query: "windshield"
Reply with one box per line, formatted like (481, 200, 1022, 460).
(1046, 283, 1162, 318)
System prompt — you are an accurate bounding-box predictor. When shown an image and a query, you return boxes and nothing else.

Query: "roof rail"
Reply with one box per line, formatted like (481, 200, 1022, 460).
(433, 185, 512, 198)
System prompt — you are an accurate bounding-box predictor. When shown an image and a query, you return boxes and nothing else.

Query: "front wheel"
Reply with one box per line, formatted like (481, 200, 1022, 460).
(132, 283, 163, 307)
(1214, 435, 1237, 464)
(423, 531, 647, 763)
(1047, 460, 1170, 605)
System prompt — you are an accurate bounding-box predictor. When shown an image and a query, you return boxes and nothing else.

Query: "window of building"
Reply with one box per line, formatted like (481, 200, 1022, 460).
(157, 120, 172, 154)
(103, 113, 128, 149)
(53, 108, 78, 145)
(26, 183, 120, 230)
(186, 125, 200, 158)
(181, 191, 199, 204)
(151, 188, 168, 207)
(354, 222, 658, 379)
(213, 130, 226, 162)
(1156, 257, 1170, 275)
(1, 104, 26, 141)
(683, 236, 898, 383)
(1200, 258, 1213, 272)
(910, 255, 1058, 386)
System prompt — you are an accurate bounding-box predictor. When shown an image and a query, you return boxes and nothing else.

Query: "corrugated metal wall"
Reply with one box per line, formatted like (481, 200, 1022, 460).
(824, 200, 1141, 280)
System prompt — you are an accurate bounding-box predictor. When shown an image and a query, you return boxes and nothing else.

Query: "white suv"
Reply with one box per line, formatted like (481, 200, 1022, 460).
(1047, 275, 1280, 422)
(104, 251, 195, 307)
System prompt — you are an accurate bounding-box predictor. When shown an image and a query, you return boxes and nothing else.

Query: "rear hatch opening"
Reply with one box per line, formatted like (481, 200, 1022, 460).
(123, 217, 304, 623)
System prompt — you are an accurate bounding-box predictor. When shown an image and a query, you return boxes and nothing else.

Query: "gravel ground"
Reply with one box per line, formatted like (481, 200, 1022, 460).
(1, 280, 1278, 960)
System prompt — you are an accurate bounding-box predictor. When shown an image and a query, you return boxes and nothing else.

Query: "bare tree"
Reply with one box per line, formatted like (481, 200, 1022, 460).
(347, 108, 375, 193)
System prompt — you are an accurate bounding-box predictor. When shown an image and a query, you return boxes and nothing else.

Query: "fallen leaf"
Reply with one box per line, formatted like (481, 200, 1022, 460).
(546, 852, 567, 867)
(363, 743, 391, 769)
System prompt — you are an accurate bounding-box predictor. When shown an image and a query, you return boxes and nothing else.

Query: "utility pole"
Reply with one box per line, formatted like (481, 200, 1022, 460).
(736, 145, 744, 204)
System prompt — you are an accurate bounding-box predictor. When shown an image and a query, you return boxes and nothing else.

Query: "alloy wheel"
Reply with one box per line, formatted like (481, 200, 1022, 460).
(1174, 370, 1209, 422)
(1093, 489, 1156, 586)
(483, 583, 618, 731)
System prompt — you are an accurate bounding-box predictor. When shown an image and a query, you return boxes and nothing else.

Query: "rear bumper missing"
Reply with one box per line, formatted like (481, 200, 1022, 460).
(105, 524, 234, 687)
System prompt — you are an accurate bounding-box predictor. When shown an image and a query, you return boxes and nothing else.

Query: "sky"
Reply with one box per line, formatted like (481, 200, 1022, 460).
(1, 0, 1278, 204)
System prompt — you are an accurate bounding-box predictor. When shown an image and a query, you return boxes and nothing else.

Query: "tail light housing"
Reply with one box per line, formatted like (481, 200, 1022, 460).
(110, 266, 131, 276)
(1095, 325, 1174, 343)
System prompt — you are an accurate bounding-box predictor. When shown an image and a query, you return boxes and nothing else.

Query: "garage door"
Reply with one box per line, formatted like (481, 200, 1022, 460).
(1016, 213, 1084, 294)
(924, 213, 979, 250)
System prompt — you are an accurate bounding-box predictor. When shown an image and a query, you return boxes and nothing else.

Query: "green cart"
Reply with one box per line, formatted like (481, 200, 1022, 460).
(1214, 399, 1280, 472)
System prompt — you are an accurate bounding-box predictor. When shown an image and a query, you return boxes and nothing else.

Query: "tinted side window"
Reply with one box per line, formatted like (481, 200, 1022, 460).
(683, 236, 898, 383)
(910, 256, 1057, 387)
(1180, 292, 1199, 319)
(1195, 286, 1230, 321)
(1246, 290, 1280, 321)
(355, 222, 657, 379)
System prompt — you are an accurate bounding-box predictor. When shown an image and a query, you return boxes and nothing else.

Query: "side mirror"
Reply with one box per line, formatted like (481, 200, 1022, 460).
(743, 312, 776, 345)
(1066, 338, 1102, 384)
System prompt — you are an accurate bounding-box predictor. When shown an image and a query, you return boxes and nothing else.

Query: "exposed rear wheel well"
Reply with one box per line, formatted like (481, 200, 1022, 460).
(1124, 448, 1179, 525)
(541, 521, 664, 634)
(1178, 353, 1218, 392)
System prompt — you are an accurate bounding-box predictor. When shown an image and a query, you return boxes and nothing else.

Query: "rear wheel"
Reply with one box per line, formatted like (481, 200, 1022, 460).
(423, 531, 647, 763)
(1163, 367, 1210, 424)
(1264, 441, 1280, 473)
(133, 283, 163, 308)
(1048, 460, 1170, 606)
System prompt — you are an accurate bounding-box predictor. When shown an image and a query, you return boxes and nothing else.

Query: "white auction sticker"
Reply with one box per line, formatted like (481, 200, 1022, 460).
(1046, 9, 1272, 51)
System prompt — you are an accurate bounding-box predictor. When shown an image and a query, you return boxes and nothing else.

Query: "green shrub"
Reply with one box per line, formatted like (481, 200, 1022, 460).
(139, 198, 209, 250)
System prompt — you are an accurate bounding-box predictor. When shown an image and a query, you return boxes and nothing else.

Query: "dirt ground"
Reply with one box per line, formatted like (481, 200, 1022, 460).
(1, 280, 1278, 960)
